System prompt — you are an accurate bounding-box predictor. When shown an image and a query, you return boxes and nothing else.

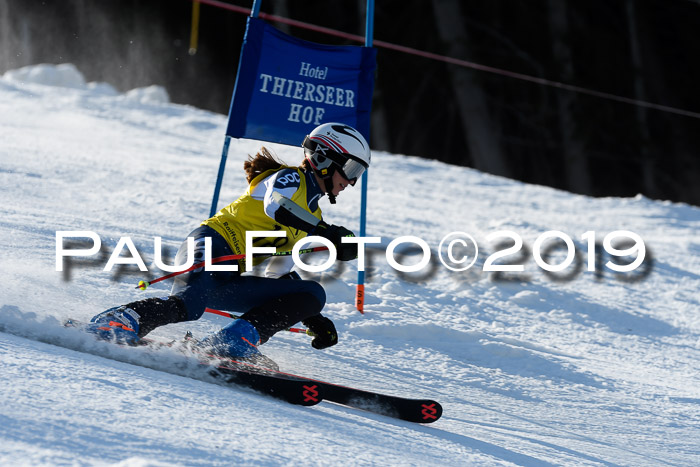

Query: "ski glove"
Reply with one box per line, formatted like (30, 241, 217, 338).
(312, 221, 357, 261)
(302, 315, 338, 349)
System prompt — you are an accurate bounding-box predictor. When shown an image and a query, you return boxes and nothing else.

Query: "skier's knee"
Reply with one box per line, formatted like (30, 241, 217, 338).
(299, 280, 326, 308)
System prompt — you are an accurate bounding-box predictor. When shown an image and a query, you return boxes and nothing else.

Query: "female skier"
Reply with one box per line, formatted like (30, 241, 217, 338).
(85, 122, 370, 361)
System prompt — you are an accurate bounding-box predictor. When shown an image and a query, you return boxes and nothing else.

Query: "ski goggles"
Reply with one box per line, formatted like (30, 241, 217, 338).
(335, 154, 368, 183)
(303, 137, 368, 182)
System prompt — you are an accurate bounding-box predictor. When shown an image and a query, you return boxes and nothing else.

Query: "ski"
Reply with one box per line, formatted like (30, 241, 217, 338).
(163, 339, 442, 422)
(310, 380, 441, 423)
(272, 371, 443, 423)
(61, 320, 322, 406)
(215, 356, 443, 423)
(154, 342, 441, 422)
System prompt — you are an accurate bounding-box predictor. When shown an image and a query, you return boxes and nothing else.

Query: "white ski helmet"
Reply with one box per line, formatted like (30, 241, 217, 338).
(302, 122, 371, 184)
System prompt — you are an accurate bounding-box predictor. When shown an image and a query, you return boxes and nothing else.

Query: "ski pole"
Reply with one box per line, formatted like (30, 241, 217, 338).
(204, 308, 313, 335)
(136, 246, 329, 290)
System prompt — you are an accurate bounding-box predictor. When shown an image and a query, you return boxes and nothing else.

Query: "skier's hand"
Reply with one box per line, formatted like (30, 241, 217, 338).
(312, 221, 357, 261)
(302, 315, 338, 349)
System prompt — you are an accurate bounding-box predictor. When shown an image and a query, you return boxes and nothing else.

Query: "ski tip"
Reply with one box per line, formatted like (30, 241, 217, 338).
(299, 383, 322, 406)
(415, 400, 442, 423)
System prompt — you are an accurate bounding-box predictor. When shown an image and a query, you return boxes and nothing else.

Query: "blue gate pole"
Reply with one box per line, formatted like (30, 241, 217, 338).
(209, 1, 262, 217)
(251, 0, 261, 17)
(356, 0, 375, 313)
(209, 136, 231, 217)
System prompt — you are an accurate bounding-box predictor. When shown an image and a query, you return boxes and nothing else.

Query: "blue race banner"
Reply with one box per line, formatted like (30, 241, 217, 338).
(226, 17, 377, 144)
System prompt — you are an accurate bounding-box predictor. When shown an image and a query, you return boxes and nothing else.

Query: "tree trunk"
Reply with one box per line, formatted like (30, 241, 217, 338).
(431, 0, 511, 177)
(625, 0, 659, 199)
(270, 0, 291, 34)
(547, 0, 591, 195)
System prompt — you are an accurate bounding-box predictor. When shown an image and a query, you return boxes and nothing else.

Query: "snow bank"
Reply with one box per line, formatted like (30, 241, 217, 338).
(2, 63, 88, 89)
(2, 62, 169, 103)
(124, 85, 170, 104)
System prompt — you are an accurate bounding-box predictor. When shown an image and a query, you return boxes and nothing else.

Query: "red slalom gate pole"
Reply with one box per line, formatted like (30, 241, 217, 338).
(205, 308, 312, 335)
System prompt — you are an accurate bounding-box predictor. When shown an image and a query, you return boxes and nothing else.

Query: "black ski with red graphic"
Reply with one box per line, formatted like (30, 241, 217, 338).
(194, 355, 440, 421)
(61, 319, 438, 419)
(209, 364, 322, 407)
(290, 377, 442, 423)
(172, 347, 441, 422)
(217, 358, 443, 423)
(321, 383, 441, 423)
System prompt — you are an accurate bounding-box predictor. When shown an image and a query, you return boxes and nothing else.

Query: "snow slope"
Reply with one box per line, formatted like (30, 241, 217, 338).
(1, 63, 699, 466)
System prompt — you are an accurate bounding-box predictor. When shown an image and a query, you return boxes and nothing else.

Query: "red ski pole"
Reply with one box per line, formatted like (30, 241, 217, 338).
(136, 246, 329, 290)
(204, 308, 313, 335)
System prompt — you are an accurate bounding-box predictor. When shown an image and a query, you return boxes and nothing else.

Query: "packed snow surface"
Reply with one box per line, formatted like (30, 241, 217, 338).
(1, 64, 699, 466)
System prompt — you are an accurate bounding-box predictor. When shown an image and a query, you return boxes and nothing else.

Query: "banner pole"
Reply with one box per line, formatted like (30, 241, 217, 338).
(209, 1, 261, 218)
(356, 0, 375, 314)
(209, 135, 231, 217)
(251, 0, 261, 17)
(365, 0, 375, 46)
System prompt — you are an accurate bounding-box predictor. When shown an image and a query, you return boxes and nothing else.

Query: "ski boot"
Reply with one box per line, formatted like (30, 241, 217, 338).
(82, 306, 141, 345)
(199, 319, 278, 371)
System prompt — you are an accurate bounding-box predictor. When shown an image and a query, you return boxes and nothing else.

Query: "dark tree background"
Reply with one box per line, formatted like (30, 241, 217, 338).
(2, 0, 700, 205)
